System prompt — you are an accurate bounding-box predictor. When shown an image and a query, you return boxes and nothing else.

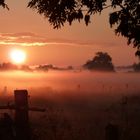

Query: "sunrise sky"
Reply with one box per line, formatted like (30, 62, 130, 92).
(0, 0, 138, 67)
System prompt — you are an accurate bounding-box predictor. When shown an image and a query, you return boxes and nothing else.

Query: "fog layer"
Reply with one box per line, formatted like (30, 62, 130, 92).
(0, 71, 140, 97)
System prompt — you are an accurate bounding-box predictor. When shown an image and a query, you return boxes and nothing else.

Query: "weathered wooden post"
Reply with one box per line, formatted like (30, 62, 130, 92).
(0, 89, 45, 140)
(14, 90, 29, 125)
(14, 90, 30, 140)
(105, 123, 119, 140)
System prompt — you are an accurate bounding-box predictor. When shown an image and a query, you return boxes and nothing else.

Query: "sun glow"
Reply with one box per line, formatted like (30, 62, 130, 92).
(10, 49, 26, 64)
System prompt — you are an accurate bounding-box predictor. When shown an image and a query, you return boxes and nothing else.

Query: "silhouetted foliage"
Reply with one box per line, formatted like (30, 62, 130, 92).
(0, 63, 32, 71)
(28, 0, 140, 55)
(35, 64, 74, 71)
(35, 64, 52, 71)
(20, 65, 32, 72)
(0, 62, 18, 70)
(133, 62, 140, 72)
(135, 50, 140, 58)
(0, 0, 9, 10)
(83, 52, 115, 71)
(67, 65, 73, 70)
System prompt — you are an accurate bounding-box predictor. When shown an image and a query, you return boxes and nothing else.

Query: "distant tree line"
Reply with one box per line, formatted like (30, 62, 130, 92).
(36, 64, 73, 71)
(83, 52, 140, 72)
(0, 62, 18, 70)
(0, 53, 140, 72)
(0, 62, 32, 71)
(0, 62, 73, 72)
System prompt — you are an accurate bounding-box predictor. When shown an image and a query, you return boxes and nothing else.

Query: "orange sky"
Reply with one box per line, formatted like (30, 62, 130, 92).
(0, 0, 138, 66)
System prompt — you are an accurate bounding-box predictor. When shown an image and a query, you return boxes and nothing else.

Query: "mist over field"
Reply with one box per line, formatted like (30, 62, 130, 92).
(1, 70, 140, 109)
(0, 70, 140, 140)
(0, 70, 140, 95)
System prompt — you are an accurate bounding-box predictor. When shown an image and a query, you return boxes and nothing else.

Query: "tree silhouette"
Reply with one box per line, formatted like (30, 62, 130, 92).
(0, 0, 9, 10)
(83, 52, 115, 72)
(133, 62, 140, 72)
(27, 0, 140, 56)
(0, 62, 17, 70)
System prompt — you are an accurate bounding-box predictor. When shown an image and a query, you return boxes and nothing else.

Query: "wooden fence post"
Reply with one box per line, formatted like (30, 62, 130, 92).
(14, 90, 30, 140)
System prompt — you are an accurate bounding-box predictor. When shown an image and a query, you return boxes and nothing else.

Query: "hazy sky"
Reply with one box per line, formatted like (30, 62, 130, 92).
(0, 0, 138, 66)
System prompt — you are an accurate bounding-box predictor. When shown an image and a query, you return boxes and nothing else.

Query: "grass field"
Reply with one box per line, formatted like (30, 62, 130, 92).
(0, 71, 140, 140)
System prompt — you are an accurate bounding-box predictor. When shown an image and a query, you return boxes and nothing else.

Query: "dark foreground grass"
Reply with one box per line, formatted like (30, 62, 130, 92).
(0, 90, 140, 140)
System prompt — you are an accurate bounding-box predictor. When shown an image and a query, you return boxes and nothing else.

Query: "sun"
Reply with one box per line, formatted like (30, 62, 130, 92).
(10, 49, 26, 64)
